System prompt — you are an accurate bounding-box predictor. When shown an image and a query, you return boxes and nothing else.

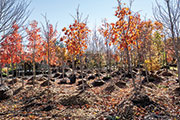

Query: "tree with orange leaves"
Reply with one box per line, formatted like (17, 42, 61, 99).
(61, 7, 90, 86)
(1, 23, 23, 80)
(26, 20, 43, 85)
(101, 0, 142, 91)
(41, 16, 58, 89)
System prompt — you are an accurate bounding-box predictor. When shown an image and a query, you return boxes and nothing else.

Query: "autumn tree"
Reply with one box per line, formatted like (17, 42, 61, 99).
(61, 7, 90, 88)
(41, 17, 58, 89)
(1, 24, 23, 80)
(104, 0, 142, 91)
(26, 20, 43, 85)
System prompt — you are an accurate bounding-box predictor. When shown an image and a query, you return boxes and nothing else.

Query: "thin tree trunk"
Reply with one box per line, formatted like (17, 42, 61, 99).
(80, 55, 85, 90)
(166, 0, 180, 85)
(72, 55, 75, 76)
(0, 65, 3, 84)
(125, 47, 137, 91)
(47, 40, 50, 90)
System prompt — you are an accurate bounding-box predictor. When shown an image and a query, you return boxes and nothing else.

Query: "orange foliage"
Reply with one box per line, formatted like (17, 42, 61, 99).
(61, 20, 90, 56)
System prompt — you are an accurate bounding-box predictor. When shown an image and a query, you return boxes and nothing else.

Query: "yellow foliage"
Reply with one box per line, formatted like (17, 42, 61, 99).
(144, 56, 161, 71)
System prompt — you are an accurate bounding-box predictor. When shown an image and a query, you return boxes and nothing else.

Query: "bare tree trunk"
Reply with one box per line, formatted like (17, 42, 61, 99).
(47, 40, 50, 90)
(33, 39, 36, 86)
(16, 63, 18, 78)
(22, 61, 25, 88)
(33, 62, 35, 85)
(0, 64, 3, 84)
(62, 55, 65, 81)
(7, 64, 9, 80)
(125, 47, 131, 73)
(72, 55, 75, 76)
(80, 55, 85, 90)
(166, 0, 180, 85)
(125, 47, 137, 91)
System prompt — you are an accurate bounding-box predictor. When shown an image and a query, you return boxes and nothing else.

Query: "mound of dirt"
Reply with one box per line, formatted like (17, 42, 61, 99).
(58, 78, 68, 84)
(115, 81, 126, 88)
(142, 74, 163, 84)
(60, 95, 88, 107)
(8, 78, 19, 85)
(69, 75, 76, 84)
(161, 71, 173, 77)
(104, 85, 115, 93)
(38, 77, 47, 81)
(174, 87, 180, 96)
(0, 84, 13, 100)
(131, 93, 153, 108)
(40, 80, 52, 87)
(53, 72, 61, 78)
(88, 75, 96, 80)
(102, 76, 111, 82)
(92, 79, 105, 87)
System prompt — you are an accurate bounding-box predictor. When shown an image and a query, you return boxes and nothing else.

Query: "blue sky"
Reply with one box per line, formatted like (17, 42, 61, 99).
(28, 0, 156, 30)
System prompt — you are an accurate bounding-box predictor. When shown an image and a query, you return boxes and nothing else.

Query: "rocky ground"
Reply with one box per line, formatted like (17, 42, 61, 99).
(0, 67, 180, 120)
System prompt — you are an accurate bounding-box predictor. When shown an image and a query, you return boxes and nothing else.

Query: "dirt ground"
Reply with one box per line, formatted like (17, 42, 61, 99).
(0, 67, 179, 120)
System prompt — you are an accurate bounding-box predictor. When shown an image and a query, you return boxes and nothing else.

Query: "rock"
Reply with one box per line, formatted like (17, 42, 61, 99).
(53, 72, 61, 78)
(115, 81, 126, 88)
(69, 74, 76, 84)
(161, 71, 173, 76)
(40, 80, 52, 87)
(92, 80, 105, 87)
(102, 76, 111, 82)
(58, 78, 68, 84)
(0, 84, 13, 100)
(88, 75, 96, 80)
